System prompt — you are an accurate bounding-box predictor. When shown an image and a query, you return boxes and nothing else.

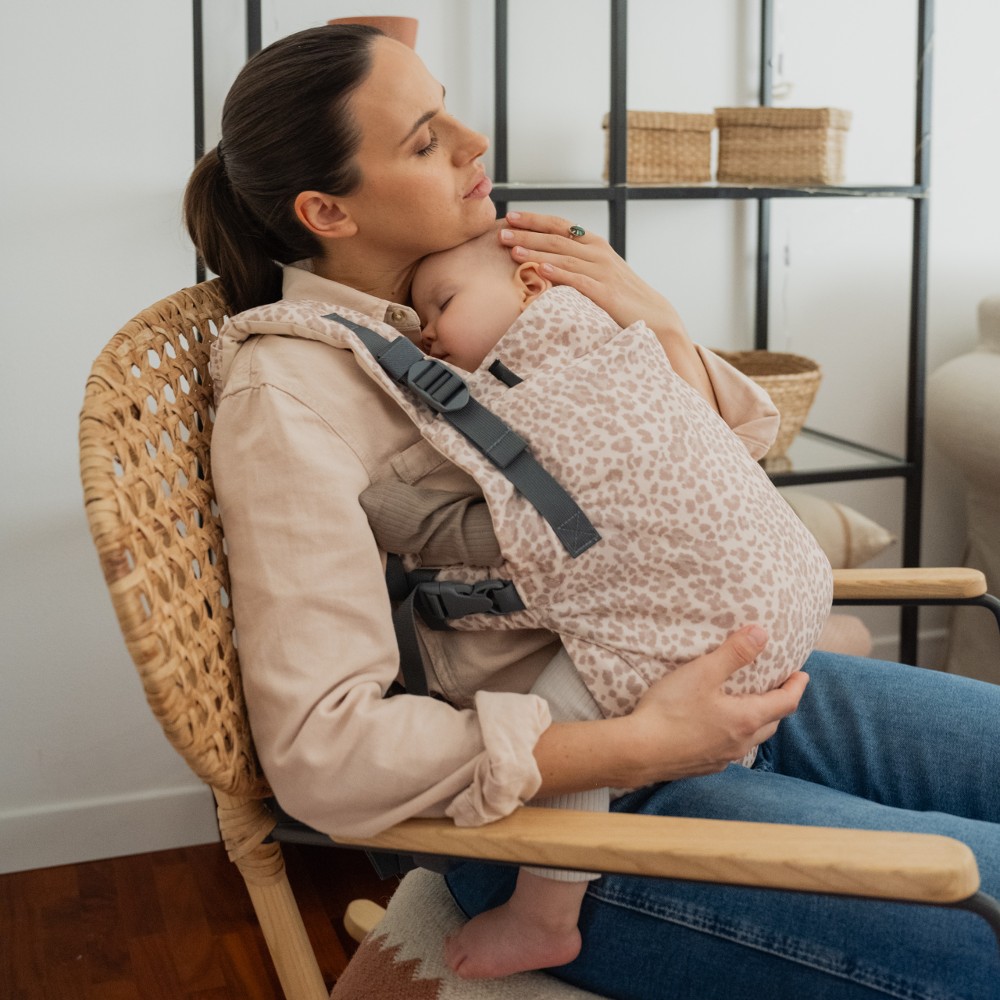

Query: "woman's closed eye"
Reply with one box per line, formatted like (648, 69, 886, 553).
(416, 128, 439, 157)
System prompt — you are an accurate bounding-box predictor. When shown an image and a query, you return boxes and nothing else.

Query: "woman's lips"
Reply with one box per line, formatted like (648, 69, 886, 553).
(464, 175, 493, 200)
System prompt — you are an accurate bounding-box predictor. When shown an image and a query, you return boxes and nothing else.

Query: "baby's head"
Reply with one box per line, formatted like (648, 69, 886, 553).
(411, 226, 552, 371)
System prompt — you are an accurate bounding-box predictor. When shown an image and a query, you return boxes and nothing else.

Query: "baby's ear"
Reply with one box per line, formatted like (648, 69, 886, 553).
(515, 261, 553, 307)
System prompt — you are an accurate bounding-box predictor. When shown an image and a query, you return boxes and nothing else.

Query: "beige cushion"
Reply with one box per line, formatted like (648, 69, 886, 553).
(780, 488, 895, 569)
(814, 613, 873, 657)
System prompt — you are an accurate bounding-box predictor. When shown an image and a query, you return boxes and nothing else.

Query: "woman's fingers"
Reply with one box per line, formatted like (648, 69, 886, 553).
(666, 628, 808, 754)
(500, 213, 600, 263)
(747, 673, 810, 744)
(678, 625, 808, 720)
(503, 210, 578, 238)
(499, 210, 677, 336)
(625, 627, 811, 784)
(690, 624, 810, 730)
(499, 220, 615, 304)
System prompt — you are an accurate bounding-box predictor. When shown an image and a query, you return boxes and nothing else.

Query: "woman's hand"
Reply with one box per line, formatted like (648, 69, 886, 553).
(499, 211, 720, 410)
(533, 626, 809, 797)
(623, 626, 809, 786)
(499, 210, 683, 337)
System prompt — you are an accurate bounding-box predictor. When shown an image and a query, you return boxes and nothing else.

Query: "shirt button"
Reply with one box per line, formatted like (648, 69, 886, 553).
(388, 308, 407, 323)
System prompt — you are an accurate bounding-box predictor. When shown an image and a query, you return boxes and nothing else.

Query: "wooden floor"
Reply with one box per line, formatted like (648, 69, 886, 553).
(0, 840, 396, 1000)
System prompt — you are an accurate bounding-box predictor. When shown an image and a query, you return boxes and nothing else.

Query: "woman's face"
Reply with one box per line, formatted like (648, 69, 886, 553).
(342, 37, 496, 263)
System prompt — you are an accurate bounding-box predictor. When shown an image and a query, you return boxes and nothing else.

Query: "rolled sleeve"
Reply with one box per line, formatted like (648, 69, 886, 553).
(445, 690, 552, 827)
(698, 344, 780, 460)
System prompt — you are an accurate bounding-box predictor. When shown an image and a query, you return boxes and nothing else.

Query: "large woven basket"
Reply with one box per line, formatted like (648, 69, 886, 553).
(713, 350, 822, 458)
(715, 107, 851, 185)
(603, 111, 715, 184)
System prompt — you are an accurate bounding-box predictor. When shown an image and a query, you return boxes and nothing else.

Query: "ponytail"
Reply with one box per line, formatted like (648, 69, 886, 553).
(184, 146, 282, 313)
(182, 25, 381, 314)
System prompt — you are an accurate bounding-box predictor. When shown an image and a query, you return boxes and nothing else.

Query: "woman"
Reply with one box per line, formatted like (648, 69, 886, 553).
(185, 24, 1000, 998)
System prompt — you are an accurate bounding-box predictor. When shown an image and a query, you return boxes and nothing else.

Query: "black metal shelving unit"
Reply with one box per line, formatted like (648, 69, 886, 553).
(492, 0, 933, 663)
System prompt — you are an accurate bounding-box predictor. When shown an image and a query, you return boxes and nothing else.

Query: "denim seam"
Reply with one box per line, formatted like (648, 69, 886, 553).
(589, 883, 965, 1000)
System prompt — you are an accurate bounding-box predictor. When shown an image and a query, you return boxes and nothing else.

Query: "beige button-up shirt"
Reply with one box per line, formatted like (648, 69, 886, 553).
(211, 264, 559, 838)
(210, 262, 779, 839)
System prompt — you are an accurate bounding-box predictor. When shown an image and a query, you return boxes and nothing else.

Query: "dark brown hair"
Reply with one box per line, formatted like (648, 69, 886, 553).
(184, 25, 381, 313)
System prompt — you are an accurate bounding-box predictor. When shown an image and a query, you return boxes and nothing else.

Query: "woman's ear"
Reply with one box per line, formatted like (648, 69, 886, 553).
(514, 261, 553, 307)
(293, 191, 358, 240)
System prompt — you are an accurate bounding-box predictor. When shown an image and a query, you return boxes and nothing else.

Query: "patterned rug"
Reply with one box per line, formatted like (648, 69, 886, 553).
(329, 868, 602, 999)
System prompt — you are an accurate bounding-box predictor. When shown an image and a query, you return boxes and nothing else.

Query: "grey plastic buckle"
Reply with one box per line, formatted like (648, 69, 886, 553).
(405, 359, 470, 413)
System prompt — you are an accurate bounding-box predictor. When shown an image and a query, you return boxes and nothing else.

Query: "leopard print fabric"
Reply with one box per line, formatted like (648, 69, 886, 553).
(223, 289, 833, 752)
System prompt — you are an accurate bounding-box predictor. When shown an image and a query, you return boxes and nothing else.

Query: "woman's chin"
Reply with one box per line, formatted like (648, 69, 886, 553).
(468, 199, 499, 234)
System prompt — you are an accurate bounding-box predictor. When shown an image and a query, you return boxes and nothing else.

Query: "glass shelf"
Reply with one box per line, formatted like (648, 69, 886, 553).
(761, 429, 913, 487)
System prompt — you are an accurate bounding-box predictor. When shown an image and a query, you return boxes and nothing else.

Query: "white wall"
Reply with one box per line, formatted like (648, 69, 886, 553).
(0, 1, 219, 874)
(2, 0, 997, 873)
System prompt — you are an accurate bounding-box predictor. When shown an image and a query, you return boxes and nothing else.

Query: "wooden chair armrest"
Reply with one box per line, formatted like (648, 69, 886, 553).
(335, 806, 979, 905)
(833, 567, 987, 601)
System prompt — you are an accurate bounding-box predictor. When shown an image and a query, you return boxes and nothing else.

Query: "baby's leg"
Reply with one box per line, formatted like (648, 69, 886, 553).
(445, 648, 607, 978)
(445, 869, 587, 979)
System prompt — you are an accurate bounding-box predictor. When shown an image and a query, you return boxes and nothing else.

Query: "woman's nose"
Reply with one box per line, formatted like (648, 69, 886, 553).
(451, 119, 489, 165)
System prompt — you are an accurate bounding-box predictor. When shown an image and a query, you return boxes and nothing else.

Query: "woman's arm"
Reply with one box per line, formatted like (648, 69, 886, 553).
(499, 211, 720, 412)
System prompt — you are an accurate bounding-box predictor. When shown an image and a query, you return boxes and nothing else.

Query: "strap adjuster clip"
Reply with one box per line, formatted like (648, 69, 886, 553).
(405, 359, 470, 413)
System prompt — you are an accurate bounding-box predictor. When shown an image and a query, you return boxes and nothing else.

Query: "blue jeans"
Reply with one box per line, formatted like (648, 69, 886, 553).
(445, 652, 1000, 999)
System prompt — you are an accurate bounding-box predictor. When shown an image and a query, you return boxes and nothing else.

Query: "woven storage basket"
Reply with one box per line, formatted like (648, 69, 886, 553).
(713, 350, 822, 458)
(715, 107, 851, 185)
(603, 111, 715, 183)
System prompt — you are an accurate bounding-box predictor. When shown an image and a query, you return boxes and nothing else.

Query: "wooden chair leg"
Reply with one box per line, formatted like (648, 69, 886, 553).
(214, 789, 329, 1000)
(344, 899, 387, 943)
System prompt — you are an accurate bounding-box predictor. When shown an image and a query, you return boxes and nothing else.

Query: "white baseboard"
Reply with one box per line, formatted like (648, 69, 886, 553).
(0, 783, 220, 875)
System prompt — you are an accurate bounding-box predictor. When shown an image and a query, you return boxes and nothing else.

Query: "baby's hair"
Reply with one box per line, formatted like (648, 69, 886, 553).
(427, 224, 516, 275)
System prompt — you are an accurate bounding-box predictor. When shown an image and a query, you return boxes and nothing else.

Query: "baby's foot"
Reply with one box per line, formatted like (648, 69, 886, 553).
(444, 900, 582, 979)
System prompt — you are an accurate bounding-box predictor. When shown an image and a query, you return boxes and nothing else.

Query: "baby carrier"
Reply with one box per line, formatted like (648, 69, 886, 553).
(226, 286, 833, 720)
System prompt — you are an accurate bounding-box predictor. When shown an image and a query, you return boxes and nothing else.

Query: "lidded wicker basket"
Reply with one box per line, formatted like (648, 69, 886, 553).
(603, 111, 716, 184)
(713, 350, 822, 458)
(715, 107, 851, 185)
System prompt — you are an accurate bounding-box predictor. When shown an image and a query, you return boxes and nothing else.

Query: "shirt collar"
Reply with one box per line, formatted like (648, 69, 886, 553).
(282, 260, 421, 337)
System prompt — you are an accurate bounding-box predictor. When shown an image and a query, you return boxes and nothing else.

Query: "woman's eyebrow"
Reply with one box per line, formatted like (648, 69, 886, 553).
(400, 86, 446, 145)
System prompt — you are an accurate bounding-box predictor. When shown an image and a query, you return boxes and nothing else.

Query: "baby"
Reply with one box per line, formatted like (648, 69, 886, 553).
(360, 228, 833, 980)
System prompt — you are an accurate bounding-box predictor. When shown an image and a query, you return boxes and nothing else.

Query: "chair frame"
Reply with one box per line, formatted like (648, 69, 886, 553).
(80, 280, 1000, 1000)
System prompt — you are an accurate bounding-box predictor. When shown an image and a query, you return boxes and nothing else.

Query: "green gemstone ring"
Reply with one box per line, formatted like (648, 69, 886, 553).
(568, 224, 586, 238)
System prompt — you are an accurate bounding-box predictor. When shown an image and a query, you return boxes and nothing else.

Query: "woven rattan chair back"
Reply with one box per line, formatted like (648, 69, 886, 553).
(79, 279, 266, 798)
(79, 280, 331, 998)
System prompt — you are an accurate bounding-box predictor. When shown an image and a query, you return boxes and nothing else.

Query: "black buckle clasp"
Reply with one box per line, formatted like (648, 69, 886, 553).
(414, 579, 525, 629)
(405, 358, 470, 413)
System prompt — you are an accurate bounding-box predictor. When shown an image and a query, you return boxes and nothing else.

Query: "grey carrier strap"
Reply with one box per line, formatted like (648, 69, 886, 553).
(325, 313, 601, 559)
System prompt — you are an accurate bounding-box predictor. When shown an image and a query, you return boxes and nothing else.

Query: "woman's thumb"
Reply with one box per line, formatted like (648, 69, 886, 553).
(711, 625, 768, 680)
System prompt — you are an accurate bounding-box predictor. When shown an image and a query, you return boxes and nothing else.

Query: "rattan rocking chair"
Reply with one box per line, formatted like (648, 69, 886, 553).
(79, 280, 1000, 1000)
